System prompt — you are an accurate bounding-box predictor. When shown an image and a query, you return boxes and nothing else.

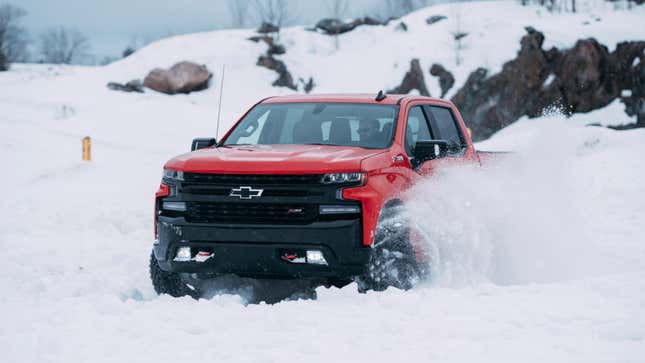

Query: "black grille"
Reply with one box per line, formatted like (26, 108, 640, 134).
(183, 173, 323, 185)
(180, 185, 322, 197)
(185, 202, 318, 224)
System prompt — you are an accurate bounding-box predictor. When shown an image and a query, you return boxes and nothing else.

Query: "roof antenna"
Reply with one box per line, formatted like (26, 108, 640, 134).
(215, 64, 226, 142)
(375, 90, 386, 101)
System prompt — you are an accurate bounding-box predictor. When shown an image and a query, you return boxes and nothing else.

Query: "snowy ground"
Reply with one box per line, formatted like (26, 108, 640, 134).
(1, 1, 645, 362)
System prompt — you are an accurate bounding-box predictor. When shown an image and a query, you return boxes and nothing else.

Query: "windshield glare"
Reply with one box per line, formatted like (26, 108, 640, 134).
(223, 103, 398, 149)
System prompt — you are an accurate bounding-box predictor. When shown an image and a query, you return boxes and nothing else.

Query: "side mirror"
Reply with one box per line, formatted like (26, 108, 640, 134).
(414, 140, 450, 162)
(191, 138, 217, 151)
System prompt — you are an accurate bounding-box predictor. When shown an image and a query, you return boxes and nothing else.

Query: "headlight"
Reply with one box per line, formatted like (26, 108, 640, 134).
(163, 169, 184, 181)
(321, 172, 366, 185)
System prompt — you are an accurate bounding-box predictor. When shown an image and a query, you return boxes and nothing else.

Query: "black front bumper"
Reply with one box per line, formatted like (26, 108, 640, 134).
(154, 216, 370, 279)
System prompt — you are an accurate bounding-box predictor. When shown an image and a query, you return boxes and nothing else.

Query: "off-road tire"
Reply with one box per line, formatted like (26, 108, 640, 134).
(357, 206, 421, 292)
(149, 251, 200, 298)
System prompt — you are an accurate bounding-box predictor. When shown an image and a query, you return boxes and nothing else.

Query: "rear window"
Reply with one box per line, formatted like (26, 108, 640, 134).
(427, 106, 463, 146)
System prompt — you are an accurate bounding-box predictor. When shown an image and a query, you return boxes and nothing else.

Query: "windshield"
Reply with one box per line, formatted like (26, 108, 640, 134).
(223, 102, 398, 149)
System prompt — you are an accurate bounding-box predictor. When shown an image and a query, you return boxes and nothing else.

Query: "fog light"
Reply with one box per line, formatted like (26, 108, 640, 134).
(163, 201, 186, 212)
(306, 250, 328, 265)
(174, 246, 191, 262)
(319, 205, 360, 214)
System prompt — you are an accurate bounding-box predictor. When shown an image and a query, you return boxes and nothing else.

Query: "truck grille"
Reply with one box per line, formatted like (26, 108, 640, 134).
(180, 185, 321, 197)
(182, 173, 323, 185)
(185, 202, 318, 224)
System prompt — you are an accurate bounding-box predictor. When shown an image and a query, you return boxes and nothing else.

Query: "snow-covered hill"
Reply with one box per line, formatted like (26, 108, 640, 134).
(1, 1, 644, 362)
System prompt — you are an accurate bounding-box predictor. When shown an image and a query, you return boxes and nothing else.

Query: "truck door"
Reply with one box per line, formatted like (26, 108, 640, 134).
(405, 105, 468, 176)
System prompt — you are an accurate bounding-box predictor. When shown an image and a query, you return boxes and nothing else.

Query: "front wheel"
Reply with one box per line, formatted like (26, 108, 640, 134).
(149, 251, 200, 298)
(357, 207, 422, 292)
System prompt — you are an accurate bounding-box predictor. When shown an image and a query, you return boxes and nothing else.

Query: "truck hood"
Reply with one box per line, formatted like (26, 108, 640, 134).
(164, 144, 386, 174)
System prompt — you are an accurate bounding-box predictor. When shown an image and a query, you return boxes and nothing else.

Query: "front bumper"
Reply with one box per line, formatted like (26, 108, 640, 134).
(154, 216, 370, 279)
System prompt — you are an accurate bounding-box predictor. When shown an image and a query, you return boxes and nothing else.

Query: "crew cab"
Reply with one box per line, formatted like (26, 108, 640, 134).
(150, 92, 481, 298)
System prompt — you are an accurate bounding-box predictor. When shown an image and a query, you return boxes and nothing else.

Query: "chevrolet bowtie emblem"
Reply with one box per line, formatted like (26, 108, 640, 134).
(229, 186, 264, 200)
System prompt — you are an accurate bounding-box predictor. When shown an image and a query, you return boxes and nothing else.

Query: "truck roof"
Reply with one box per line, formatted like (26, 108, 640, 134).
(261, 93, 451, 106)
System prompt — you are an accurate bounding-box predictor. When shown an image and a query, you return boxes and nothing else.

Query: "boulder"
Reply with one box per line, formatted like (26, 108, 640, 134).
(247, 35, 266, 43)
(248, 35, 286, 55)
(453, 32, 468, 41)
(362, 16, 384, 26)
(0, 49, 8, 72)
(315, 18, 361, 35)
(426, 15, 447, 25)
(429, 63, 455, 98)
(257, 22, 279, 34)
(550, 38, 616, 112)
(388, 59, 430, 96)
(614, 41, 645, 127)
(395, 22, 408, 32)
(299, 77, 315, 93)
(122, 47, 135, 58)
(143, 61, 212, 94)
(314, 16, 388, 36)
(107, 79, 144, 93)
(268, 43, 286, 55)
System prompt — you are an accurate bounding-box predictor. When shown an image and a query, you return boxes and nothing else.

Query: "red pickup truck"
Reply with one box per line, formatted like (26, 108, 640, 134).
(150, 92, 483, 298)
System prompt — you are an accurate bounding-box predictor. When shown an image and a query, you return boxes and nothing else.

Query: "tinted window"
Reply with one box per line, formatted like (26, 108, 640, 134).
(404, 106, 432, 156)
(427, 106, 463, 146)
(223, 103, 398, 149)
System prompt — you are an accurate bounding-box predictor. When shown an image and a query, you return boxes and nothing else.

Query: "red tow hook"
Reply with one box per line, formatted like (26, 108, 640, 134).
(194, 251, 214, 262)
(281, 252, 306, 263)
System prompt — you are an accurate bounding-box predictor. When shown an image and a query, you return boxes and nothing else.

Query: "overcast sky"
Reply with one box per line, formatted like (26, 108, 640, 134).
(15, 0, 444, 62)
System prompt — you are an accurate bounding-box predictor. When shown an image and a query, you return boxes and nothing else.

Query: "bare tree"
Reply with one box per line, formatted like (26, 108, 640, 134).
(521, 0, 581, 12)
(0, 4, 30, 70)
(252, 0, 294, 29)
(450, 1, 467, 66)
(228, 0, 250, 28)
(325, 0, 349, 49)
(382, 0, 429, 19)
(326, 0, 349, 19)
(39, 27, 90, 64)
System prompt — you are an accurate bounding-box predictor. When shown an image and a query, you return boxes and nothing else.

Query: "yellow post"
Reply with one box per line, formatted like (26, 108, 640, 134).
(82, 136, 91, 161)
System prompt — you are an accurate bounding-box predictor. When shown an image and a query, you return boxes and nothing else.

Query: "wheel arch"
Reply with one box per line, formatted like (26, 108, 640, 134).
(379, 198, 405, 221)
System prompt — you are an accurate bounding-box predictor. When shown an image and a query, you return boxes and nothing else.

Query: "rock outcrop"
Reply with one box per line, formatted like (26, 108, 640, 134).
(388, 59, 430, 96)
(451, 27, 645, 140)
(143, 61, 212, 94)
(257, 55, 297, 90)
(613, 41, 645, 128)
(426, 15, 447, 25)
(257, 22, 279, 34)
(0, 49, 8, 71)
(395, 22, 408, 32)
(314, 16, 388, 35)
(252, 33, 297, 90)
(248, 35, 285, 55)
(107, 79, 144, 93)
(299, 77, 315, 93)
(429, 63, 455, 98)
